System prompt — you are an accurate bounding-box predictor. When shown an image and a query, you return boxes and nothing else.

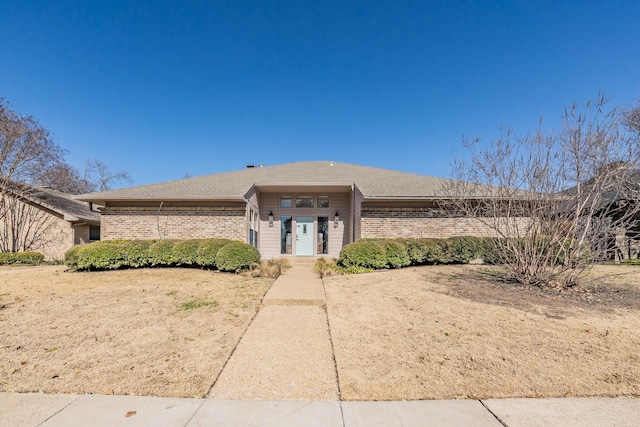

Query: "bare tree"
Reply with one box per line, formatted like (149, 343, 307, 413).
(0, 98, 63, 184)
(0, 98, 70, 253)
(34, 161, 95, 194)
(445, 93, 640, 287)
(84, 159, 132, 191)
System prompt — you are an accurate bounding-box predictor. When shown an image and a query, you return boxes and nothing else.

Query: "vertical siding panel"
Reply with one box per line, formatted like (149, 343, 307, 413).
(258, 193, 280, 258)
(328, 192, 350, 257)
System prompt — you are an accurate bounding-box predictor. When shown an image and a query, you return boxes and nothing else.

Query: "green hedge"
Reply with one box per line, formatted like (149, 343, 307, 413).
(339, 240, 388, 269)
(173, 239, 204, 266)
(446, 236, 486, 264)
(0, 251, 45, 265)
(197, 239, 233, 268)
(65, 239, 259, 272)
(148, 239, 178, 266)
(338, 237, 493, 271)
(216, 242, 261, 272)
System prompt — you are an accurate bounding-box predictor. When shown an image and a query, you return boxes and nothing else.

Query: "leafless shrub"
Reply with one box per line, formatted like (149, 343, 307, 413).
(444, 93, 640, 288)
(249, 258, 291, 278)
(313, 258, 339, 278)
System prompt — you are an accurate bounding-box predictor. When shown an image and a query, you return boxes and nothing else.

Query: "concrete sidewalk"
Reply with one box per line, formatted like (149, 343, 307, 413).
(2, 392, 639, 427)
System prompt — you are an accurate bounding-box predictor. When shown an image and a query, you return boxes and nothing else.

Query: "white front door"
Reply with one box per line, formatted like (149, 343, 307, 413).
(295, 216, 314, 256)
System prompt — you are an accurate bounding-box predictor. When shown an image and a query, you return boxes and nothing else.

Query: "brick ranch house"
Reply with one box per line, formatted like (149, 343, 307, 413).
(77, 161, 498, 259)
(2, 182, 100, 260)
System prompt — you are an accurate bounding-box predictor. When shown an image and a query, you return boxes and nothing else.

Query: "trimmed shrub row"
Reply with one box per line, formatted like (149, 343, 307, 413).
(64, 239, 260, 272)
(0, 251, 45, 265)
(338, 237, 491, 270)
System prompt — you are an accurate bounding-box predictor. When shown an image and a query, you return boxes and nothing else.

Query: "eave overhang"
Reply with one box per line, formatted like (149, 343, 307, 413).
(74, 195, 247, 205)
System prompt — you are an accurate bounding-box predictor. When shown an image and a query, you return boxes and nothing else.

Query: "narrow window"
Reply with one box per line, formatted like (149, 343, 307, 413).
(281, 216, 292, 254)
(296, 196, 314, 208)
(248, 209, 258, 248)
(317, 217, 328, 254)
(89, 225, 100, 241)
(280, 196, 293, 208)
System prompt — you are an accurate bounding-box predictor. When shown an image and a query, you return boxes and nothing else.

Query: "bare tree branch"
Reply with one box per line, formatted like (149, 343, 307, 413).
(85, 159, 132, 191)
(35, 161, 96, 194)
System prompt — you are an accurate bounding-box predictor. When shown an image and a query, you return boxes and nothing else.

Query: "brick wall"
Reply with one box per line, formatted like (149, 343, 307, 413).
(360, 207, 522, 239)
(101, 207, 246, 241)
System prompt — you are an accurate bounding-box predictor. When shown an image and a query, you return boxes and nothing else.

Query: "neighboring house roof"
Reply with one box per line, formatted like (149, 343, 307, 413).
(76, 161, 499, 204)
(558, 168, 640, 209)
(4, 182, 100, 223)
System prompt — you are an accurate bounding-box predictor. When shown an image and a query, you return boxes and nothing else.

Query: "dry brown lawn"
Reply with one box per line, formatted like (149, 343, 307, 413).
(2, 263, 639, 401)
(325, 264, 640, 401)
(0, 266, 272, 398)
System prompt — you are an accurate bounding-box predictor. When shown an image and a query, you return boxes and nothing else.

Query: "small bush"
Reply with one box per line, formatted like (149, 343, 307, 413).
(420, 238, 448, 264)
(0, 251, 45, 265)
(249, 258, 291, 278)
(445, 236, 485, 264)
(339, 239, 410, 269)
(64, 246, 81, 269)
(196, 239, 233, 268)
(382, 240, 411, 268)
(313, 258, 339, 277)
(76, 242, 127, 270)
(216, 242, 261, 272)
(122, 240, 153, 268)
(339, 239, 388, 269)
(148, 240, 178, 266)
(397, 238, 424, 264)
(173, 239, 204, 266)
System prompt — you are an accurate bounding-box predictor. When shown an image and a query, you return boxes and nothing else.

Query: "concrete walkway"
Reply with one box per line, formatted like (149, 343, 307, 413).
(3, 263, 639, 426)
(209, 263, 338, 400)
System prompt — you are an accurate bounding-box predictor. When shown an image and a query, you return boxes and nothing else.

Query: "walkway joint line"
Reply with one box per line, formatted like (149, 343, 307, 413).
(321, 274, 343, 401)
(480, 399, 510, 427)
(38, 394, 80, 426)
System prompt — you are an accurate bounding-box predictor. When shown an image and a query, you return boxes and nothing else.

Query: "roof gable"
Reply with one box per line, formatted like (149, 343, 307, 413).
(5, 182, 100, 223)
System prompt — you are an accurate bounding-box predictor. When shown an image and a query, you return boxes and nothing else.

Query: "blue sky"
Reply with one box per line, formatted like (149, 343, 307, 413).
(1, 1, 639, 187)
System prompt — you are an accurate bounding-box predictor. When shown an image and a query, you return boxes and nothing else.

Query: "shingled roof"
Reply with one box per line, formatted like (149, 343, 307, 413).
(5, 182, 100, 223)
(76, 161, 502, 204)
